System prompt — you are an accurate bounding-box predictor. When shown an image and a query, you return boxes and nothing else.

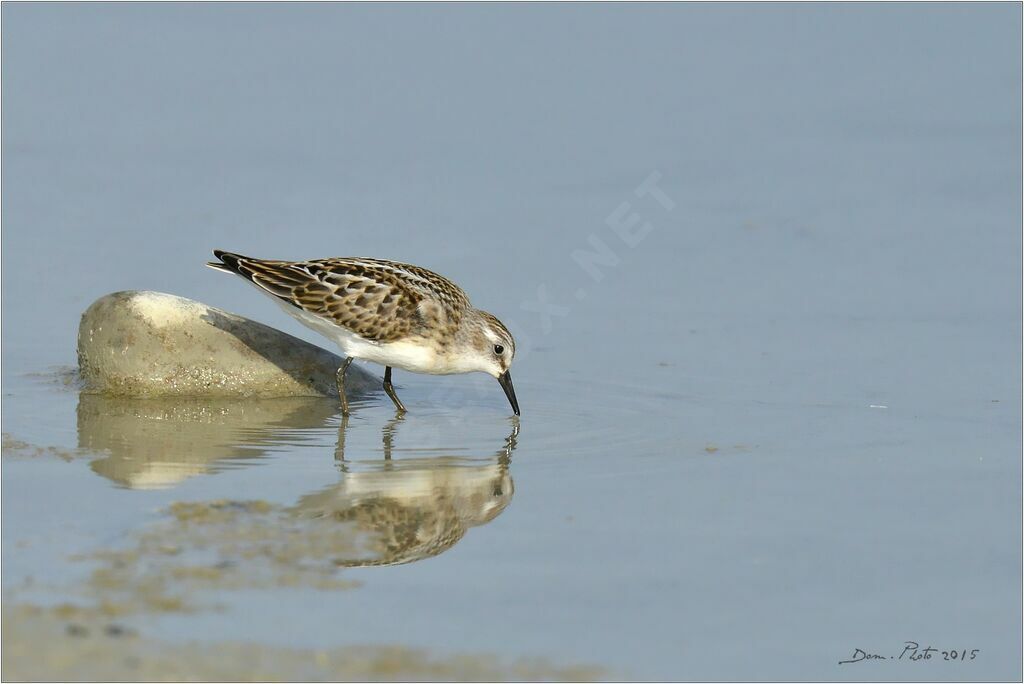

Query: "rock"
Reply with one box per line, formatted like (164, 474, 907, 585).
(77, 291, 376, 398)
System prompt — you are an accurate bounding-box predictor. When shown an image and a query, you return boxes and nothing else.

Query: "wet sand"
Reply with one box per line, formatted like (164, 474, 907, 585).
(3, 604, 603, 682)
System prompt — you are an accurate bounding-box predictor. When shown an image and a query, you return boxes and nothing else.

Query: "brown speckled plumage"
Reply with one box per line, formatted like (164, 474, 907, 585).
(208, 249, 520, 414)
(211, 251, 469, 343)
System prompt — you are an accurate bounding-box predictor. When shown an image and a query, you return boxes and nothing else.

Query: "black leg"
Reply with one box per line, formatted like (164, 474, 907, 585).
(334, 413, 349, 463)
(382, 366, 407, 414)
(336, 357, 354, 416)
(381, 413, 404, 461)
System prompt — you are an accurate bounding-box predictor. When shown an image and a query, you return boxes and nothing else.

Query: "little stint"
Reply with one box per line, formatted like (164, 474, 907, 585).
(207, 250, 519, 416)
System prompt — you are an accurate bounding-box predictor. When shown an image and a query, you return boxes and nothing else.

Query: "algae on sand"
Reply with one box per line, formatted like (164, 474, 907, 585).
(76, 499, 363, 616)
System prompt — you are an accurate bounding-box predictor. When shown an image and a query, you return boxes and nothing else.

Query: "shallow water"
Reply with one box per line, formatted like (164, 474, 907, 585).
(3, 4, 1022, 680)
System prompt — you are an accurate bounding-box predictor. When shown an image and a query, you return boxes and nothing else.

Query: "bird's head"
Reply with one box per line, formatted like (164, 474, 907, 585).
(463, 310, 519, 415)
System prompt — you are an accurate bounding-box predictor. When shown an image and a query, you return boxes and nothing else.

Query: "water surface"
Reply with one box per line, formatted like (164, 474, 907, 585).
(3, 4, 1021, 680)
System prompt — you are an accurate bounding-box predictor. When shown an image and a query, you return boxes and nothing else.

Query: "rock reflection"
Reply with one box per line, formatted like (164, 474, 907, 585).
(77, 394, 337, 488)
(298, 416, 517, 567)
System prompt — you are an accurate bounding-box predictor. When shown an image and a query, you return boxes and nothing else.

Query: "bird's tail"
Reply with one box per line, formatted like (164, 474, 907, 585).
(206, 249, 247, 275)
(205, 250, 314, 304)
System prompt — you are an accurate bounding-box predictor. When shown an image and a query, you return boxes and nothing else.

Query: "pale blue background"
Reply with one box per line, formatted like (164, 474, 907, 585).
(3, 4, 1021, 680)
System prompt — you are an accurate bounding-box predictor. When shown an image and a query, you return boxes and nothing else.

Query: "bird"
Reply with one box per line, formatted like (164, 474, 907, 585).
(206, 250, 519, 416)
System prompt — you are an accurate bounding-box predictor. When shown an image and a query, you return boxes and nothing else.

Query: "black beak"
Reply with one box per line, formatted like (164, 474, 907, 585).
(497, 370, 520, 416)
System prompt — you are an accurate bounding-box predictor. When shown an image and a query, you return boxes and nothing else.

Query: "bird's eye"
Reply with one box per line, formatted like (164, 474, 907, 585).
(493, 344, 504, 355)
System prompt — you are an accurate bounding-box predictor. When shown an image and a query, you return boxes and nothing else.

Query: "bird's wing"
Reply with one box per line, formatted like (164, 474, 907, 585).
(209, 251, 467, 343)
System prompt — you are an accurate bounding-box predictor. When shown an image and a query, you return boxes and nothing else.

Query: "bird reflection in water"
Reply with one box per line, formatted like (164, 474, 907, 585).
(77, 394, 518, 569)
(297, 415, 518, 567)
